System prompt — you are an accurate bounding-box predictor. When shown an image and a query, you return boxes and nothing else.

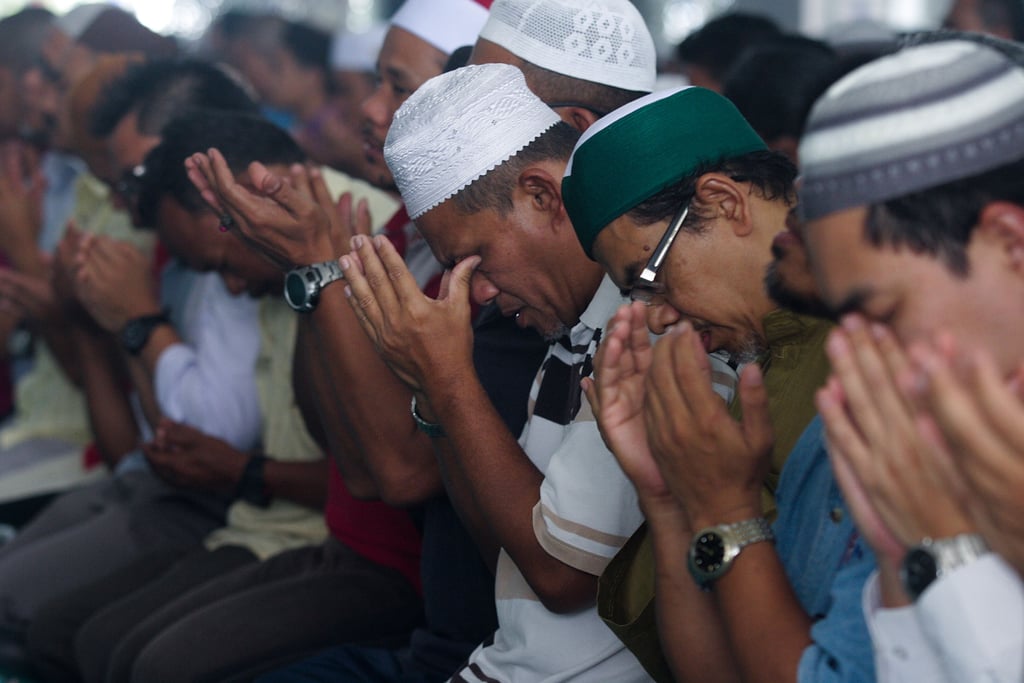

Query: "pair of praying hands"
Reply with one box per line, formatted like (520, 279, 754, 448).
(584, 303, 774, 529)
(184, 149, 479, 405)
(184, 149, 372, 271)
(817, 315, 1024, 578)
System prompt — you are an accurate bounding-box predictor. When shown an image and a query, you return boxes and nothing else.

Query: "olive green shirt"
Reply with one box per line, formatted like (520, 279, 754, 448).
(597, 310, 832, 682)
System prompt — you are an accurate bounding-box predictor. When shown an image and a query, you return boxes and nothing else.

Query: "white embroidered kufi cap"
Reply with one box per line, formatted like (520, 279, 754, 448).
(385, 63, 561, 219)
(479, 0, 657, 92)
(390, 0, 490, 56)
(330, 24, 387, 72)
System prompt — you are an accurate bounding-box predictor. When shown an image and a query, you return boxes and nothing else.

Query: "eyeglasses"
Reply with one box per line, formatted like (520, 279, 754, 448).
(114, 164, 147, 205)
(628, 202, 690, 305)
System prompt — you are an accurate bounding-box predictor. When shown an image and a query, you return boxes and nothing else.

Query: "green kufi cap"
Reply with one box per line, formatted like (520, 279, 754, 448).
(562, 86, 766, 258)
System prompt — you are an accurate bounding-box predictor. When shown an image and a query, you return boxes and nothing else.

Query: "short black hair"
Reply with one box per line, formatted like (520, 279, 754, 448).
(676, 12, 782, 83)
(451, 121, 581, 217)
(90, 58, 258, 139)
(722, 36, 838, 142)
(0, 8, 54, 73)
(865, 157, 1024, 275)
(281, 21, 330, 70)
(137, 110, 305, 226)
(627, 150, 797, 233)
(517, 60, 648, 117)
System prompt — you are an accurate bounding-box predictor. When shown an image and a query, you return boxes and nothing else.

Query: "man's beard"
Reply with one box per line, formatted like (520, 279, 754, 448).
(727, 333, 767, 367)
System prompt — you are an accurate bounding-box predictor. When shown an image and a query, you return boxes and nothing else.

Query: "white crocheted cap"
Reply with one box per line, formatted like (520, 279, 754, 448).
(385, 63, 561, 220)
(478, 0, 656, 92)
(330, 24, 387, 72)
(390, 0, 490, 56)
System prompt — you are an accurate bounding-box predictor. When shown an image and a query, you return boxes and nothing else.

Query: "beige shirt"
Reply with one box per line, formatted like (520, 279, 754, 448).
(1, 173, 154, 450)
(320, 166, 400, 236)
(203, 297, 327, 559)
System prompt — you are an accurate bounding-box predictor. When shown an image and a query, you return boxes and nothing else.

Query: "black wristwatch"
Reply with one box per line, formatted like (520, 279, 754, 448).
(234, 454, 271, 507)
(901, 533, 989, 601)
(120, 311, 170, 356)
(284, 261, 345, 312)
(688, 517, 774, 590)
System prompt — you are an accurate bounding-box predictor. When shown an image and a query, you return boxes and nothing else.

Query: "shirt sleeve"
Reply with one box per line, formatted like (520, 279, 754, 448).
(154, 274, 263, 452)
(533, 416, 643, 576)
(796, 537, 879, 683)
(916, 554, 1024, 683)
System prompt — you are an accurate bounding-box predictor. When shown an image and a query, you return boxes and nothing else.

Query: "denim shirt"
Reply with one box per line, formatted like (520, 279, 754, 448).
(773, 416, 877, 682)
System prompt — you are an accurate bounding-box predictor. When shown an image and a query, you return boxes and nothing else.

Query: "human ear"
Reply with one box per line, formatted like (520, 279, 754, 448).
(693, 173, 750, 235)
(519, 166, 562, 214)
(976, 201, 1024, 273)
(555, 106, 600, 133)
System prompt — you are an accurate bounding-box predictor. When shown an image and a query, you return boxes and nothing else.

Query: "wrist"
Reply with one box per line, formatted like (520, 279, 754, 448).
(420, 362, 477, 409)
(688, 499, 763, 531)
(642, 496, 692, 534)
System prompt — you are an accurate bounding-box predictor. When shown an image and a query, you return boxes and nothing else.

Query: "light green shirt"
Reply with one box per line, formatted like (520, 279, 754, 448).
(1, 173, 154, 450)
(204, 298, 327, 560)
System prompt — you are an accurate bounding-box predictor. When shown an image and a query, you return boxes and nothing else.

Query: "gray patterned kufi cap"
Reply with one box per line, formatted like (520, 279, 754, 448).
(799, 40, 1024, 221)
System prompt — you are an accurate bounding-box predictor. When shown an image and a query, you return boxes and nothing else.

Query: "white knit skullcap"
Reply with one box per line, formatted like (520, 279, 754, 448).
(55, 3, 110, 40)
(479, 0, 656, 92)
(390, 0, 490, 56)
(330, 24, 387, 72)
(385, 63, 561, 219)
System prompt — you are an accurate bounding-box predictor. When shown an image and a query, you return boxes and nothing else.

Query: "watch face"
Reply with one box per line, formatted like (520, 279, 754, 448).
(692, 531, 727, 574)
(285, 270, 311, 309)
(121, 320, 148, 352)
(903, 547, 938, 599)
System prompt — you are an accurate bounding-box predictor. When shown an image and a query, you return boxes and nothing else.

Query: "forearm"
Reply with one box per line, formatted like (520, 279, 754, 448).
(429, 427, 501, 572)
(293, 322, 377, 496)
(644, 499, 740, 683)
(692, 501, 813, 683)
(714, 544, 814, 683)
(264, 457, 330, 509)
(126, 354, 162, 433)
(428, 372, 596, 612)
(34, 312, 86, 386)
(73, 325, 139, 466)
(306, 286, 442, 504)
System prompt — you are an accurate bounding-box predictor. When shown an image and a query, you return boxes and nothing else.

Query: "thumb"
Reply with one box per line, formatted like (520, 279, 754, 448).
(442, 255, 480, 302)
(251, 161, 284, 197)
(738, 363, 774, 454)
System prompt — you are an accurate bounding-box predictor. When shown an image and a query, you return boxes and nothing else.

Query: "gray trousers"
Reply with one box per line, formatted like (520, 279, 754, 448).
(28, 537, 422, 683)
(0, 469, 226, 640)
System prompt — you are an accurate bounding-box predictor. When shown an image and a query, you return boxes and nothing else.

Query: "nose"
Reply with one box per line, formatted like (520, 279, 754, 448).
(469, 271, 500, 307)
(360, 85, 389, 131)
(645, 301, 682, 335)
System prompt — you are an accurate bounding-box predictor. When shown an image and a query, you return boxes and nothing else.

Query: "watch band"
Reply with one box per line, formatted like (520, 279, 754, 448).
(120, 311, 170, 356)
(284, 260, 345, 313)
(901, 533, 989, 601)
(234, 454, 272, 508)
(410, 397, 445, 438)
(688, 516, 774, 590)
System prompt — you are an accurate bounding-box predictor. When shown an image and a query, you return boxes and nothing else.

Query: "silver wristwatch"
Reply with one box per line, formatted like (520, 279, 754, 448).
(688, 517, 774, 589)
(901, 533, 990, 601)
(284, 260, 345, 313)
